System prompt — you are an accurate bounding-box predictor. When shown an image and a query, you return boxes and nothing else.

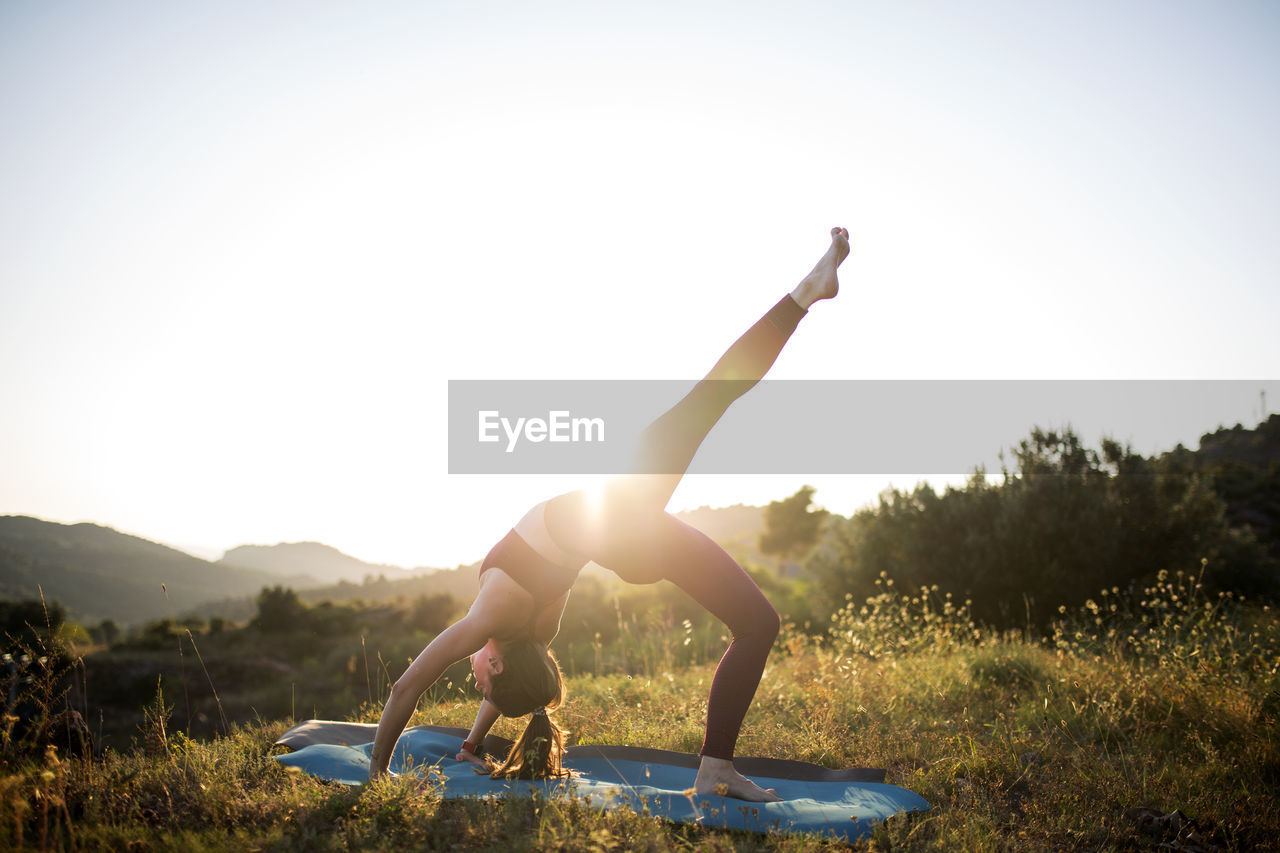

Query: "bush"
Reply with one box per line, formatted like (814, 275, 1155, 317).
(809, 427, 1278, 630)
(828, 573, 980, 662)
(1051, 563, 1280, 683)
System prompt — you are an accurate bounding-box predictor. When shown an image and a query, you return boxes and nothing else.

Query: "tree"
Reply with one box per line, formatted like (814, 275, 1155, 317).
(0, 599, 66, 654)
(90, 619, 120, 646)
(409, 593, 458, 635)
(252, 586, 307, 633)
(808, 427, 1278, 629)
(760, 486, 830, 562)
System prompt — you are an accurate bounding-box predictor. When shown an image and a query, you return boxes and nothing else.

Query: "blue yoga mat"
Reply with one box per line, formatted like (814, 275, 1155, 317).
(275, 721, 929, 842)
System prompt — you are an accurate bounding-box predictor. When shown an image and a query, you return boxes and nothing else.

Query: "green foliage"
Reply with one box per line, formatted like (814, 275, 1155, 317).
(1051, 564, 1280, 683)
(188, 566, 483, 626)
(6, 440, 1279, 847)
(252, 586, 307, 633)
(89, 618, 121, 646)
(1, 599, 89, 768)
(759, 485, 829, 560)
(809, 426, 1279, 629)
(83, 576, 759, 751)
(968, 643, 1048, 691)
(1, 598, 68, 655)
(1, 574, 1277, 850)
(827, 573, 980, 662)
(1158, 413, 1280, 562)
(551, 575, 743, 679)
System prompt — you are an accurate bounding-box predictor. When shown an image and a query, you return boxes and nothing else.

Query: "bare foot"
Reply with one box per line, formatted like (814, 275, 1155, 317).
(790, 226, 850, 309)
(693, 756, 782, 802)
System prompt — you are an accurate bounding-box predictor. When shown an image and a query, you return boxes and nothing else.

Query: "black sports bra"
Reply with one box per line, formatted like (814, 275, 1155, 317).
(478, 528, 583, 610)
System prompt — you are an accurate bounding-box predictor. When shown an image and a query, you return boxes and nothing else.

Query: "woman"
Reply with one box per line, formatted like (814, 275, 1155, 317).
(370, 226, 850, 802)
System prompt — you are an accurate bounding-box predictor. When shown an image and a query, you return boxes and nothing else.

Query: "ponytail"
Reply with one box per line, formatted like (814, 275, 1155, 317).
(487, 639, 570, 779)
(490, 706, 568, 779)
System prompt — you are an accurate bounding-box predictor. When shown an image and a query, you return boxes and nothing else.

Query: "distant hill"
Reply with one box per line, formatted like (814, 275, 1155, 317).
(674, 504, 775, 567)
(1159, 412, 1280, 556)
(1191, 412, 1280, 470)
(676, 503, 764, 544)
(192, 504, 774, 623)
(0, 516, 309, 626)
(0, 503, 777, 629)
(187, 562, 483, 625)
(220, 541, 432, 587)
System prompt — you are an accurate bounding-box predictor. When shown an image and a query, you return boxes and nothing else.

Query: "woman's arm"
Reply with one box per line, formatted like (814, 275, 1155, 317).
(456, 698, 502, 770)
(368, 615, 492, 780)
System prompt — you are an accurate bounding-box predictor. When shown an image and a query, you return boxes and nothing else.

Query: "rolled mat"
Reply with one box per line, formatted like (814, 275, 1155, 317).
(274, 720, 929, 842)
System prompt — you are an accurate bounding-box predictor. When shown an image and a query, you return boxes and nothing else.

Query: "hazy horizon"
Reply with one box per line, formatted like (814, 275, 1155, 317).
(10, 396, 1276, 571)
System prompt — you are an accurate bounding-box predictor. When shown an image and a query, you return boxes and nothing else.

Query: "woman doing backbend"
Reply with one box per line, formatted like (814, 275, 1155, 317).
(370, 226, 851, 802)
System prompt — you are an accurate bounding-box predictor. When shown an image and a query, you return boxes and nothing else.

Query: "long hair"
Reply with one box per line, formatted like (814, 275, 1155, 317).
(487, 639, 570, 779)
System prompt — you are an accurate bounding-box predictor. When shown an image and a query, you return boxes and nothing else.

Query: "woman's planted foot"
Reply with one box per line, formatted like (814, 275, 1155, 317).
(790, 226, 850, 309)
(692, 756, 782, 802)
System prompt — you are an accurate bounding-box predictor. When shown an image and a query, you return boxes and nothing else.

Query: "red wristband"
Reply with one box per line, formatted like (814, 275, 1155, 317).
(461, 740, 480, 754)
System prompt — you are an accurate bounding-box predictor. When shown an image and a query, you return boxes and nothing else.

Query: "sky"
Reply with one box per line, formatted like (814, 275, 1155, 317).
(2, 0, 1278, 568)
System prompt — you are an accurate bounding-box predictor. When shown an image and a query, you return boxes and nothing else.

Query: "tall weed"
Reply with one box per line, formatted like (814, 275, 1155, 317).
(1051, 562, 1280, 684)
(827, 572, 982, 663)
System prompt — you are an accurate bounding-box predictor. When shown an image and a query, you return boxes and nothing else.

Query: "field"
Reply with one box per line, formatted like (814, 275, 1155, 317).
(3, 570, 1278, 851)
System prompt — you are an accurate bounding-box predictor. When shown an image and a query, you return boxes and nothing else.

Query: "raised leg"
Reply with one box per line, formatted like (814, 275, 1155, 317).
(626, 225, 850, 510)
(547, 227, 850, 554)
(542, 228, 850, 800)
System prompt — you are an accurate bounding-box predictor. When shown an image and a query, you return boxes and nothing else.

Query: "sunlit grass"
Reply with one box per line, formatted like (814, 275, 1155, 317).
(3, 574, 1278, 850)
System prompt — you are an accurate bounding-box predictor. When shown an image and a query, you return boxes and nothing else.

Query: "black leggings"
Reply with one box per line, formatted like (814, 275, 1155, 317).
(544, 294, 806, 759)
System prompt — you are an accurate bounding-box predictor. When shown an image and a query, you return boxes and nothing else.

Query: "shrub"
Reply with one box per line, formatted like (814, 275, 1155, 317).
(1051, 562, 1280, 684)
(828, 572, 981, 663)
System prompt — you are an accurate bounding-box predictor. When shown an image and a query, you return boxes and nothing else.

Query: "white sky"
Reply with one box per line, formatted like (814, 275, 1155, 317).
(2, 0, 1278, 567)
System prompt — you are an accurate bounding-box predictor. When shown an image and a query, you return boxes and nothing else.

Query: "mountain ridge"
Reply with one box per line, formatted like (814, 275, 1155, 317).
(0, 515, 312, 626)
(0, 505, 770, 627)
(219, 541, 430, 587)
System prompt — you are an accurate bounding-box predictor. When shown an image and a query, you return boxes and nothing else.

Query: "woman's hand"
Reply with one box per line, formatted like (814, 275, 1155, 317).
(455, 750, 494, 774)
(459, 699, 502, 774)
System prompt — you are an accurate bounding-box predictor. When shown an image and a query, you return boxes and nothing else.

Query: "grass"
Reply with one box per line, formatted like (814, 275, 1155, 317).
(3, 570, 1278, 851)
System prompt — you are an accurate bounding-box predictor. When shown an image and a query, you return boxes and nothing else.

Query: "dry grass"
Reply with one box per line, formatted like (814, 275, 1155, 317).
(3, 571, 1277, 850)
